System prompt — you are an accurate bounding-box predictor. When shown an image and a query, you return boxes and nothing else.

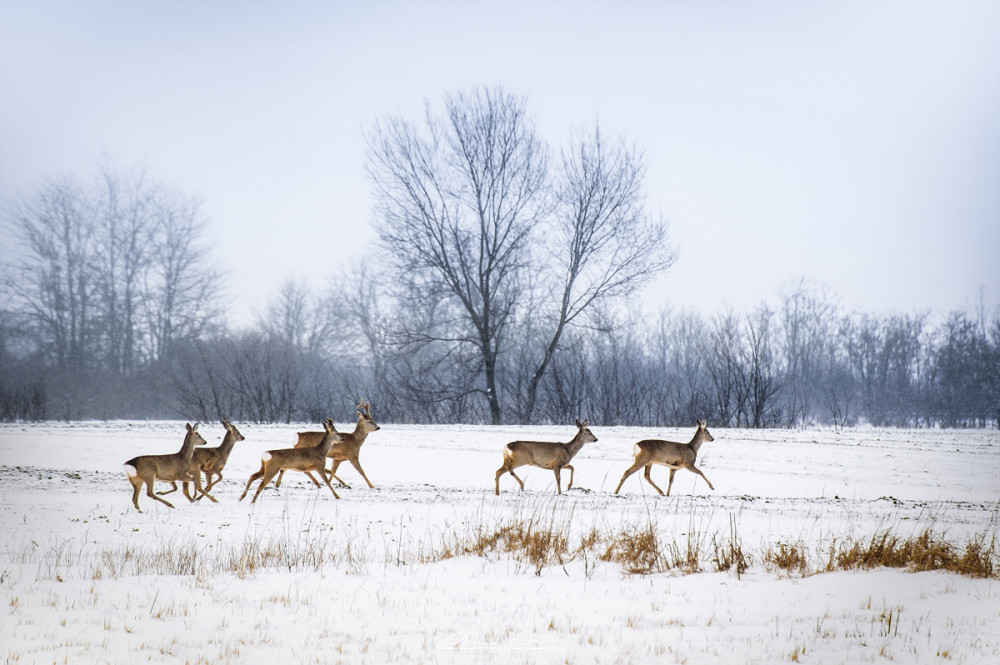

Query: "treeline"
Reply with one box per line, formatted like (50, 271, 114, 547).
(175, 286, 998, 428)
(2, 253, 998, 428)
(2, 89, 998, 428)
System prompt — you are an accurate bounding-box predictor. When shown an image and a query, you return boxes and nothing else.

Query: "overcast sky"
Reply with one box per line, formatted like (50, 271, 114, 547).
(2, 0, 998, 325)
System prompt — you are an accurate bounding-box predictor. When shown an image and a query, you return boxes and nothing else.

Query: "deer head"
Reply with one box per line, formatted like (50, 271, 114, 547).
(357, 399, 380, 433)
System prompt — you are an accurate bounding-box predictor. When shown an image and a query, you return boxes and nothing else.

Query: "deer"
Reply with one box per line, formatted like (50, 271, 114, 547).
(494, 419, 598, 495)
(188, 420, 246, 501)
(613, 419, 715, 496)
(156, 421, 246, 503)
(123, 422, 208, 511)
(239, 418, 344, 504)
(274, 399, 380, 490)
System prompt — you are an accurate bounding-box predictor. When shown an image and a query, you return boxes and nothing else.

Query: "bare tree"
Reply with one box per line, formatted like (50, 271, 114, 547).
(256, 280, 338, 355)
(705, 310, 743, 426)
(929, 311, 992, 427)
(5, 162, 223, 418)
(6, 175, 97, 373)
(779, 280, 838, 425)
(94, 165, 153, 374)
(742, 304, 784, 428)
(520, 126, 674, 422)
(367, 86, 548, 424)
(647, 308, 712, 424)
(367, 87, 672, 424)
(143, 186, 222, 362)
(843, 312, 927, 427)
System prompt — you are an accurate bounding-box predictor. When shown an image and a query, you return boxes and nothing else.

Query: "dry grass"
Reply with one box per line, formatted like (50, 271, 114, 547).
(765, 542, 810, 576)
(710, 514, 751, 578)
(601, 525, 664, 574)
(834, 530, 996, 578)
(466, 522, 570, 571)
(12, 507, 998, 582)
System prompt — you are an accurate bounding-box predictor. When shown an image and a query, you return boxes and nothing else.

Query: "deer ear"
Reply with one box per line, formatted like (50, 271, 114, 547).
(186, 422, 192, 432)
(582, 419, 588, 428)
(192, 423, 199, 431)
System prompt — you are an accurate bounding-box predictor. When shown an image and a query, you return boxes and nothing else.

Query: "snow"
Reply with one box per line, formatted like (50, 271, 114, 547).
(1, 421, 998, 664)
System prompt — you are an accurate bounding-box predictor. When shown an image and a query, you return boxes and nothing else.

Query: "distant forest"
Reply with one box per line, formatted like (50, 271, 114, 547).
(3, 89, 998, 428)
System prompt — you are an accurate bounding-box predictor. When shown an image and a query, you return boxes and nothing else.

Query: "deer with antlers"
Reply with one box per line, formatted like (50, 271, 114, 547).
(614, 419, 716, 496)
(123, 423, 208, 511)
(239, 418, 344, 503)
(275, 399, 380, 490)
(494, 419, 598, 495)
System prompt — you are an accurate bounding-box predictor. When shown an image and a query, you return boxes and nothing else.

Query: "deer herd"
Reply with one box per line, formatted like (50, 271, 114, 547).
(123, 400, 717, 511)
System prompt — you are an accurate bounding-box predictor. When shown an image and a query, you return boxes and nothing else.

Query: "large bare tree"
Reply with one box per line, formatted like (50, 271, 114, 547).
(367, 87, 549, 423)
(367, 86, 673, 423)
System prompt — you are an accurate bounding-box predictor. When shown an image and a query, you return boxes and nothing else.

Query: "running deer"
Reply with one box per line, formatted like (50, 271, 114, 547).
(157, 421, 246, 502)
(239, 418, 344, 503)
(613, 420, 715, 496)
(123, 423, 208, 511)
(188, 420, 246, 501)
(494, 419, 598, 495)
(275, 399, 380, 490)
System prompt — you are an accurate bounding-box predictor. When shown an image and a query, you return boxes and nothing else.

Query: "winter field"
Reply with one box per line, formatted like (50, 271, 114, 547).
(0, 421, 998, 665)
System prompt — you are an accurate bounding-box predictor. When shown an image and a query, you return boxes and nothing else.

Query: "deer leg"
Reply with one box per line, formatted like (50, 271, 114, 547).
(614, 462, 645, 494)
(302, 471, 323, 487)
(239, 464, 266, 501)
(348, 459, 374, 489)
(494, 466, 507, 495)
(203, 471, 219, 493)
(329, 461, 351, 488)
(274, 470, 285, 488)
(643, 464, 666, 496)
(495, 463, 525, 495)
(129, 477, 143, 511)
(665, 468, 678, 496)
(315, 469, 341, 500)
(563, 464, 575, 489)
(192, 472, 218, 504)
(250, 468, 281, 504)
(146, 477, 175, 508)
(181, 473, 200, 502)
(688, 465, 715, 491)
(158, 481, 179, 496)
(553, 465, 563, 495)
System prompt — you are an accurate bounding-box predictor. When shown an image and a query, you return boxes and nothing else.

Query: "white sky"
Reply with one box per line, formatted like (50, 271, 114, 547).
(1, 0, 998, 325)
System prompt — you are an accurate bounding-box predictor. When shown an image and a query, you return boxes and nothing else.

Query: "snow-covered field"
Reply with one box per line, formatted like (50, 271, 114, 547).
(1, 421, 998, 664)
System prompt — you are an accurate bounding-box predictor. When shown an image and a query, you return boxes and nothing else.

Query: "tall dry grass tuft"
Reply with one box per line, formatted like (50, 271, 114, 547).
(836, 530, 997, 578)
(713, 523, 751, 578)
(601, 525, 663, 574)
(467, 523, 571, 570)
(764, 542, 809, 576)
